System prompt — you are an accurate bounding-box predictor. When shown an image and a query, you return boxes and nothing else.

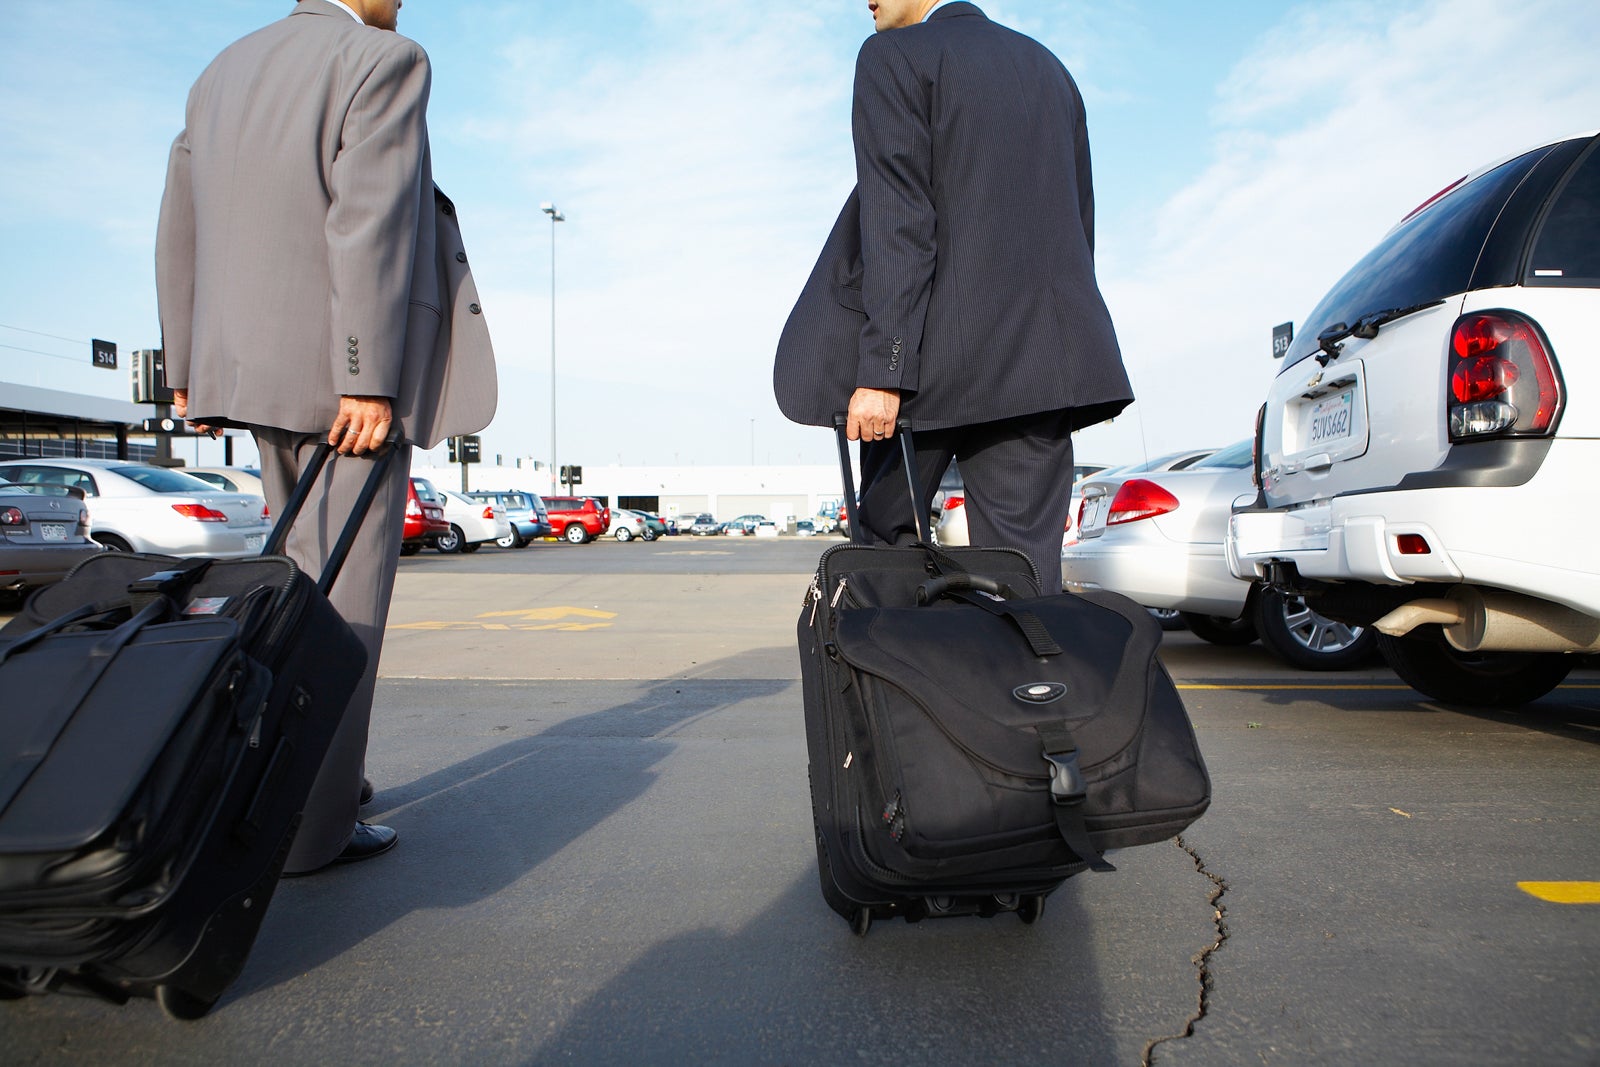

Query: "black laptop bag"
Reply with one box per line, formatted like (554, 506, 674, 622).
(801, 420, 1210, 935)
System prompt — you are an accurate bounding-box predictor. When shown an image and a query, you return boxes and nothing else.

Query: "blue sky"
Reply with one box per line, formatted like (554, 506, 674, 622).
(3, 0, 1599, 475)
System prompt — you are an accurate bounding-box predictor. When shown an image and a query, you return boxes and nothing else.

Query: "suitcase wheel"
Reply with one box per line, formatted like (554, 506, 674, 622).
(157, 983, 218, 1021)
(1018, 894, 1046, 925)
(850, 908, 873, 938)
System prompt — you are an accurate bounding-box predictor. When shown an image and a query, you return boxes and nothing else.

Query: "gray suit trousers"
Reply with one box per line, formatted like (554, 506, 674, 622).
(253, 426, 412, 873)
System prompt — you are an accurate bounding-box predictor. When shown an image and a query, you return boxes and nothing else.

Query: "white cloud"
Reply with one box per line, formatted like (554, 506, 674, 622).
(1077, 0, 1600, 465)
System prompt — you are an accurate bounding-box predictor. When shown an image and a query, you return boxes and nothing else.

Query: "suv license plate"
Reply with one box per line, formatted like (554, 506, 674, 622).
(39, 523, 67, 541)
(1307, 390, 1354, 447)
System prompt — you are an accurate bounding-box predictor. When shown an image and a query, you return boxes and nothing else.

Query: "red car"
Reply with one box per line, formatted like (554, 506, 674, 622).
(401, 477, 450, 556)
(542, 495, 610, 544)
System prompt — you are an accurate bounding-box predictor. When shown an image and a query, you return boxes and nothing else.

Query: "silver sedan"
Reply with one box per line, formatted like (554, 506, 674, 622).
(0, 481, 102, 598)
(1062, 440, 1376, 670)
(0, 458, 271, 558)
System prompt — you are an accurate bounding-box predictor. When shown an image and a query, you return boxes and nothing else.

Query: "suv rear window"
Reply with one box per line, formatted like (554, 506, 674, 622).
(1526, 139, 1600, 287)
(1285, 146, 1552, 367)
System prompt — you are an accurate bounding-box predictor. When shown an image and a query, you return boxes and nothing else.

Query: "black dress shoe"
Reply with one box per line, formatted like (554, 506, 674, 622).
(359, 777, 375, 806)
(283, 823, 397, 877)
(332, 822, 397, 865)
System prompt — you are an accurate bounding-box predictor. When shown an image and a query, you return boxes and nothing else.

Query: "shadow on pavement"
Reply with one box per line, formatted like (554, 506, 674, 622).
(231, 658, 792, 1001)
(530, 870, 1132, 1064)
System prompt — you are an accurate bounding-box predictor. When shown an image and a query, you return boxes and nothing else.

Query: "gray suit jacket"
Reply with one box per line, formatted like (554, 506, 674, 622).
(774, 2, 1132, 432)
(156, 0, 495, 448)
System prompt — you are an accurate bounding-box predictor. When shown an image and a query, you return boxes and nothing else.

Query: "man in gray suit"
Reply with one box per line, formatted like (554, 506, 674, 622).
(774, 1, 1132, 592)
(156, 0, 496, 874)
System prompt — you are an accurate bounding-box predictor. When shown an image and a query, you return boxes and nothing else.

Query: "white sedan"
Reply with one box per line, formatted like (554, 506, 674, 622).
(435, 489, 512, 553)
(1062, 440, 1376, 670)
(0, 457, 270, 558)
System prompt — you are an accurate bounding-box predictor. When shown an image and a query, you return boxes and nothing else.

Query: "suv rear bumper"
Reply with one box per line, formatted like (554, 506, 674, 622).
(1230, 441, 1600, 616)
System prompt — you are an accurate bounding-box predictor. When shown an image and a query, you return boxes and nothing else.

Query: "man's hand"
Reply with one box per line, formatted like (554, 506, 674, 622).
(329, 396, 394, 455)
(172, 387, 217, 437)
(846, 387, 901, 442)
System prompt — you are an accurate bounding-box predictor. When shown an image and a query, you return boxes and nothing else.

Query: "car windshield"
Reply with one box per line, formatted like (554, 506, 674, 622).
(111, 466, 219, 493)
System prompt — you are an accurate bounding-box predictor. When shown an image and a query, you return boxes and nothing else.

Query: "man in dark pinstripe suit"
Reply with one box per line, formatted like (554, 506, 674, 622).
(775, 1, 1132, 592)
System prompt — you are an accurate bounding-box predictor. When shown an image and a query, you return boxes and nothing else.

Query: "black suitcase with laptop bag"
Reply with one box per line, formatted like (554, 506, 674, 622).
(0, 442, 393, 1018)
(801, 419, 1210, 935)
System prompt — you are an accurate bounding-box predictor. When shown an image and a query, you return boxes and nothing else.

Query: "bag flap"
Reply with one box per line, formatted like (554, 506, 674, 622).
(0, 618, 241, 853)
(832, 593, 1154, 778)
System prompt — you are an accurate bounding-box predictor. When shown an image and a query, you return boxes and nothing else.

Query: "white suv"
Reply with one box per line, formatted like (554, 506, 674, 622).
(1229, 131, 1600, 706)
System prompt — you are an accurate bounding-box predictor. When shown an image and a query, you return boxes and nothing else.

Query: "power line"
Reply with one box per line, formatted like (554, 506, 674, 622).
(0, 342, 84, 363)
(0, 323, 86, 346)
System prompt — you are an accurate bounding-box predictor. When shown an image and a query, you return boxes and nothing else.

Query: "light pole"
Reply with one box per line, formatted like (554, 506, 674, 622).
(541, 201, 564, 493)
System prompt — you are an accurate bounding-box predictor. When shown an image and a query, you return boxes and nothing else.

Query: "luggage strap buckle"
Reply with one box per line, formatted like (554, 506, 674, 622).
(1042, 748, 1086, 806)
(1036, 722, 1115, 873)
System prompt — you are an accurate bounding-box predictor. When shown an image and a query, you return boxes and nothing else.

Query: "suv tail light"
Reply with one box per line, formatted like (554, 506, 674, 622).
(1106, 480, 1180, 526)
(1447, 311, 1562, 440)
(171, 504, 229, 522)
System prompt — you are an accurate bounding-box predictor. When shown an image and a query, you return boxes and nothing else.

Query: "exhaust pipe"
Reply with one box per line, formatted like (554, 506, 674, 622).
(1373, 588, 1600, 652)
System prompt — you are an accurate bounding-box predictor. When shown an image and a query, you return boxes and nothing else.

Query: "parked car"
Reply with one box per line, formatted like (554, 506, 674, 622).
(543, 495, 610, 544)
(629, 510, 671, 540)
(434, 489, 511, 553)
(1061, 449, 1220, 551)
(689, 513, 721, 536)
(0, 481, 101, 601)
(935, 460, 1120, 549)
(183, 466, 264, 497)
(1065, 440, 1376, 669)
(724, 513, 766, 536)
(0, 458, 270, 558)
(1229, 131, 1600, 705)
(608, 509, 647, 542)
(795, 519, 817, 537)
(402, 476, 450, 555)
(753, 519, 780, 537)
(466, 489, 550, 547)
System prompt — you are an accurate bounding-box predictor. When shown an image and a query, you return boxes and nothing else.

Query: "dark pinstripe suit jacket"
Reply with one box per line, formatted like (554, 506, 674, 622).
(774, 2, 1132, 433)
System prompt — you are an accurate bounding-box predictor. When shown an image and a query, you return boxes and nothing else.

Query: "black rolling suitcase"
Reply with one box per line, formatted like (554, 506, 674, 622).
(801, 419, 1210, 935)
(0, 441, 393, 1018)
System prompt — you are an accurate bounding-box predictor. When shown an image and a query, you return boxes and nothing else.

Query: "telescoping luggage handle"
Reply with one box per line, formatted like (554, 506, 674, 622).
(832, 414, 932, 545)
(262, 437, 400, 597)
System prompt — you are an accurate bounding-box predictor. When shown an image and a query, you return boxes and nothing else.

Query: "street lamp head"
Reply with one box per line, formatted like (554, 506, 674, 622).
(541, 203, 564, 222)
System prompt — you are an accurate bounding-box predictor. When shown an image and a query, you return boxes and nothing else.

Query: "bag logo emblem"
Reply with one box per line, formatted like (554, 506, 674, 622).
(1013, 682, 1067, 704)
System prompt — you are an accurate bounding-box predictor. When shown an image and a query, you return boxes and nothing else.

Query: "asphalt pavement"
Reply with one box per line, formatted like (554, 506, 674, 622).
(3, 536, 1597, 1065)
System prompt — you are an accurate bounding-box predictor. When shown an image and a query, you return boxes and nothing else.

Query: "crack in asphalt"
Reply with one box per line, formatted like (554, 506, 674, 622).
(1142, 835, 1229, 1066)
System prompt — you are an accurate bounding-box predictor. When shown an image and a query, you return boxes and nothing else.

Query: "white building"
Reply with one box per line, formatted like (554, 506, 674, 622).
(411, 458, 853, 527)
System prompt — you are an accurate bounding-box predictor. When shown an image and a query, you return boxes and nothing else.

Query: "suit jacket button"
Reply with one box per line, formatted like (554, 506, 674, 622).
(347, 345, 359, 356)
(455, 251, 467, 263)
(469, 303, 482, 315)
(347, 336, 358, 345)
(892, 336, 903, 344)
(441, 202, 454, 216)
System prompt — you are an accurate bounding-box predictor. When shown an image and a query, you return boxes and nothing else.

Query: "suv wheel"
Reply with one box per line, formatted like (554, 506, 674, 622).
(1377, 629, 1572, 707)
(434, 524, 464, 553)
(498, 530, 525, 549)
(564, 523, 590, 544)
(1254, 587, 1378, 671)
(1180, 612, 1258, 646)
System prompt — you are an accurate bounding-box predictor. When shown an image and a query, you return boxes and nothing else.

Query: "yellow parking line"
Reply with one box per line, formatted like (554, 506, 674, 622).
(1517, 882, 1600, 904)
